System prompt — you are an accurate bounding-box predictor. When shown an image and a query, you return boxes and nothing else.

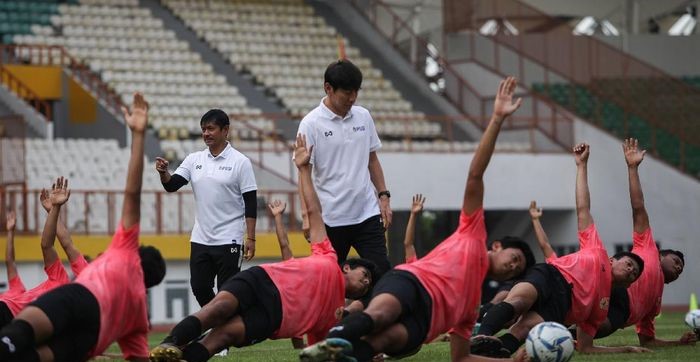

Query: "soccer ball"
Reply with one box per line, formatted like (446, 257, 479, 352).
(685, 309, 700, 329)
(525, 322, 575, 362)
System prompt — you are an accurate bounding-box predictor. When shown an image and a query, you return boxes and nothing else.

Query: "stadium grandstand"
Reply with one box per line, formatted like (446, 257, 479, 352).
(0, 0, 699, 360)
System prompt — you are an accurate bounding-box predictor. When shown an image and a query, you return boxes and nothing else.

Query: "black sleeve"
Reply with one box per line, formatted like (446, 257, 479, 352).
(162, 174, 188, 192)
(243, 190, 257, 219)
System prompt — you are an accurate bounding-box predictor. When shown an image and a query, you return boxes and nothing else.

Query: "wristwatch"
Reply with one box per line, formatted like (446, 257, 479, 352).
(378, 190, 391, 199)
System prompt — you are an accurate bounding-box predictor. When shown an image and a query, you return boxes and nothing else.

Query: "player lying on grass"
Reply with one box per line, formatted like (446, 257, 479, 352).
(472, 143, 647, 357)
(300, 76, 536, 362)
(0, 177, 90, 328)
(0, 92, 166, 362)
(577, 139, 692, 348)
(268, 199, 306, 350)
(148, 134, 377, 362)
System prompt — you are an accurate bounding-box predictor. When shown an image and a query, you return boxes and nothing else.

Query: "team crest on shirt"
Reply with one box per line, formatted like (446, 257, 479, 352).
(352, 126, 366, 132)
(599, 297, 610, 310)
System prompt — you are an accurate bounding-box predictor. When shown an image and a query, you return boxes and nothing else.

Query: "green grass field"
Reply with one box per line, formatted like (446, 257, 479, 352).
(105, 312, 697, 361)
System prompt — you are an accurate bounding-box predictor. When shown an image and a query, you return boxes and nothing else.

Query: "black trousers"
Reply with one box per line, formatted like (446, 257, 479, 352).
(326, 214, 391, 278)
(190, 242, 243, 307)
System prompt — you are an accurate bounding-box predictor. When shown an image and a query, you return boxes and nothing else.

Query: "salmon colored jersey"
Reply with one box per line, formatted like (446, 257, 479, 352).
(626, 228, 663, 337)
(405, 255, 418, 264)
(70, 255, 90, 276)
(76, 223, 149, 360)
(1, 259, 70, 316)
(261, 238, 345, 345)
(1, 276, 26, 298)
(549, 224, 612, 337)
(396, 208, 489, 342)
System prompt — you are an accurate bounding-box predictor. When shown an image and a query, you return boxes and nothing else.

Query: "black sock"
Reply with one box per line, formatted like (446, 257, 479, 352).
(327, 312, 375, 341)
(352, 339, 375, 362)
(478, 302, 515, 336)
(8, 349, 40, 362)
(499, 333, 522, 354)
(165, 316, 203, 346)
(478, 302, 494, 322)
(0, 319, 35, 358)
(182, 342, 211, 362)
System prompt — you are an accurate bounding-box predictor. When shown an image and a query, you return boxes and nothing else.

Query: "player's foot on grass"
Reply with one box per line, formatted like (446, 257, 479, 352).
(470, 335, 511, 357)
(299, 338, 355, 361)
(149, 343, 184, 362)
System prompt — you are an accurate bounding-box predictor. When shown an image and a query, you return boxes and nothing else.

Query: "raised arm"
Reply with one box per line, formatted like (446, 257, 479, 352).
(463, 77, 522, 215)
(268, 200, 293, 260)
(294, 134, 327, 244)
(121, 93, 149, 229)
(404, 194, 425, 263)
(529, 201, 555, 260)
(5, 209, 18, 280)
(39, 188, 81, 264)
(369, 151, 392, 228)
(623, 139, 649, 233)
(574, 143, 593, 231)
(41, 177, 71, 267)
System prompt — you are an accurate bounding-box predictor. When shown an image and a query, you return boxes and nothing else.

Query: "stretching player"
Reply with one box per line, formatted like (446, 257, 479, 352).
(2, 209, 25, 299)
(0, 92, 166, 362)
(0, 177, 89, 328)
(584, 139, 692, 347)
(403, 194, 425, 264)
(472, 143, 647, 357)
(149, 134, 377, 362)
(301, 76, 536, 362)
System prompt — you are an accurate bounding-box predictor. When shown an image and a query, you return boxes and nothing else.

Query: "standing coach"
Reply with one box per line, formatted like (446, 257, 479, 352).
(156, 109, 257, 307)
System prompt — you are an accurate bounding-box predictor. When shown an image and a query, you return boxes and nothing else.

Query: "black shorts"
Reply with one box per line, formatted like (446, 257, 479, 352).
(30, 283, 100, 362)
(371, 270, 432, 358)
(607, 286, 630, 331)
(219, 266, 282, 345)
(517, 264, 572, 324)
(0, 301, 13, 328)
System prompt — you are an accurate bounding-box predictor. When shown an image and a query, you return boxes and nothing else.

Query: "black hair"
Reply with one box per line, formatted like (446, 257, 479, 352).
(343, 258, 378, 287)
(139, 245, 166, 288)
(660, 249, 685, 266)
(613, 251, 645, 276)
(324, 59, 363, 91)
(497, 236, 536, 273)
(200, 109, 229, 129)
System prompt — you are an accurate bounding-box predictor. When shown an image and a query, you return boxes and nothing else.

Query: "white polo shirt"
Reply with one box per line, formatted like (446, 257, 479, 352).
(296, 99, 382, 227)
(175, 143, 257, 246)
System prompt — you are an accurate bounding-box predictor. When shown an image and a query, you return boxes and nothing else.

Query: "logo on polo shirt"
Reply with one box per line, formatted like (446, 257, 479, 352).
(353, 126, 366, 132)
(324, 131, 333, 137)
(599, 297, 610, 310)
(219, 166, 233, 171)
(195, 165, 202, 169)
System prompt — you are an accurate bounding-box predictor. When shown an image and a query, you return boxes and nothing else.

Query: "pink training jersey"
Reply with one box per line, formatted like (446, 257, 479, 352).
(549, 224, 612, 337)
(261, 238, 345, 345)
(396, 208, 489, 342)
(76, 223, 149, 360)
(1, 276, 26, 298)
(625, 228, 663, 337)
(1, 259, 70, 316)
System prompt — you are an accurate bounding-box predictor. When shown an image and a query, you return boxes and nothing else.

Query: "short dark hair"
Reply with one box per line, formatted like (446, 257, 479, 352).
(497, 236, 536, 273)
(660, 249, 685, 266)
(200, 109, 229, 128)
(613, 251, 645, 276)
(343, 258, 378, 286)
(324, 59, 363, 91)
(139, 245, 166, 288)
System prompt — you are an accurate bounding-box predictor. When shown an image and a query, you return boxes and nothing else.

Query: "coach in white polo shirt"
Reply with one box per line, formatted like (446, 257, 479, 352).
(296, 59, 392, 277)
(155, 109, 257, 307)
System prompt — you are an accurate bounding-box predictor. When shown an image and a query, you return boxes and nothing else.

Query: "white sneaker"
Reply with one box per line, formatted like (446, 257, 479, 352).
(214, 348, 228, 357)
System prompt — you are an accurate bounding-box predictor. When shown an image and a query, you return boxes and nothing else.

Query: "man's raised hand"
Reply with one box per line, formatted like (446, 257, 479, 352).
(294, 134, 312, 168)
(122, 92, 149, 133)
(268, 200, 287, 217)
(529, 200, 542, 219)
(155, 157, 169, 174)
(573, 143, 590, 166)
(411, 194, 425, 214)
(623, 138, 646, 168)
(49, 177, 71, 206)
(493, 76, 523, 120)
(5, 209, 15, 231)
(39, 188, 52, 212)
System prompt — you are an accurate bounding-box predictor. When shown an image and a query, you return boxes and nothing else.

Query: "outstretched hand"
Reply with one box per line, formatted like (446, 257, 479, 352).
(411, 194, 426, 214)
(5, 209, 16, 231)
(573, 143, 590, 165)
(49, 177, 71, 206)
(122, 92, 149, 133)
(268, 200, 287, 217)
(623, 138, 646, 168)
(155, 157, 169, 174)
(529, 200, 542, 219)
(39, 188, 52, 212)
(294, 134, 312, 168)
(493, 76, 523, 120)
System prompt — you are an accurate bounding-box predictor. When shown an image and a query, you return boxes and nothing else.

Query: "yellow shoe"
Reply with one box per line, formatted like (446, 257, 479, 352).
(149, 343, 184, 362)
